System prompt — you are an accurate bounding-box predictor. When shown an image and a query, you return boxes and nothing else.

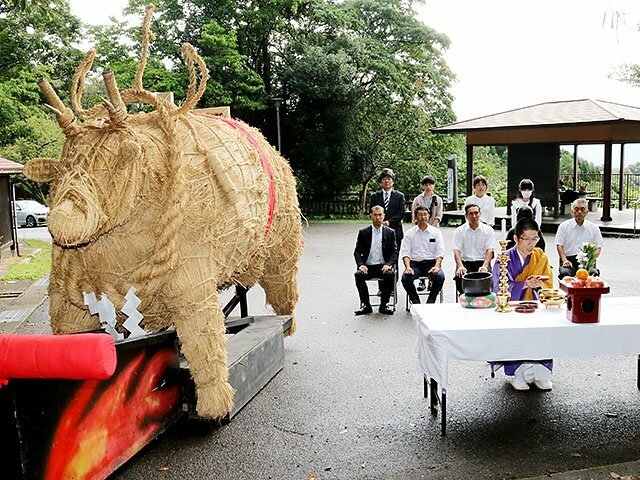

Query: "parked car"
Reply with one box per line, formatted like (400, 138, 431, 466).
(13, 200, 49, 228)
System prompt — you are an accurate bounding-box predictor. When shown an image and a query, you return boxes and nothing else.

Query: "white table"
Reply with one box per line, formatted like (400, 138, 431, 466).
(412, 296, 640, 434)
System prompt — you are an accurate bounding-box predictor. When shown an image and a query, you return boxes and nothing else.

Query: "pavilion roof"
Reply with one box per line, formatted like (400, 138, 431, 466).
(0, 157, 24, 175)
(431, 99, 640, 134)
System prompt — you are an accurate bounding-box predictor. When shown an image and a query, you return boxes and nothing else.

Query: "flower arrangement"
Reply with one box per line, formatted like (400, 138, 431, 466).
(576, 242, 598, 272)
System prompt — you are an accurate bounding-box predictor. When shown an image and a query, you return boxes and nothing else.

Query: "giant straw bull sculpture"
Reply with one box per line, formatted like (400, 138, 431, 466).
(23, 6, 302, 419)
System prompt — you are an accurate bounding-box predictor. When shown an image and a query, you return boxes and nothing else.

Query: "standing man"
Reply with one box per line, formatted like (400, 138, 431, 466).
(370, 168, 405, 252)
(353, 205, 398, 315)
(555, 197, 603, 278)
(464, 175, 495, 226)
(452, 204, 497, 297)
(400, 206, 445, 305)
(411, 175, 443, 226)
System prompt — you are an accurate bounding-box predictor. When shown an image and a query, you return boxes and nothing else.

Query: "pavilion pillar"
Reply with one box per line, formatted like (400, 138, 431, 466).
(601, 141, 613, 221)
(573, 145, 579, 190)
(466, 144, 473, 197)
(619, 143, 625, 210)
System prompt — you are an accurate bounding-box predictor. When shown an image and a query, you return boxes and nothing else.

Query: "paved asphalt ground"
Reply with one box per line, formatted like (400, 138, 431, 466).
(13, 223, 640, 479)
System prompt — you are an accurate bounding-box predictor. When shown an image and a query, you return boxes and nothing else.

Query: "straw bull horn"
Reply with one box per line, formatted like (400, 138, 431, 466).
(102, 70, 127, 125)
(37, 78, 76, 131)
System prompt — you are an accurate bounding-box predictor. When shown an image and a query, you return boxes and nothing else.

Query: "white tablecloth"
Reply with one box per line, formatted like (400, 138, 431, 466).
(412, 296, 640, 388)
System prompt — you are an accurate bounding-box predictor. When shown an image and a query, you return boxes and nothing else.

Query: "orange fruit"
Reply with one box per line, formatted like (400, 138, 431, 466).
(576, 268, 589, 280)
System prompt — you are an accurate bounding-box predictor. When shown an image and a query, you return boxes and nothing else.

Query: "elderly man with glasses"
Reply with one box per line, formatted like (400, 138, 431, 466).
(555, 198, 603, 279)
(491, 217, 554, 391)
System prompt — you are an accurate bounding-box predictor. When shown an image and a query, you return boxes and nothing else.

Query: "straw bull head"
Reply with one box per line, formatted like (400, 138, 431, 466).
(24, 72, 143, 247)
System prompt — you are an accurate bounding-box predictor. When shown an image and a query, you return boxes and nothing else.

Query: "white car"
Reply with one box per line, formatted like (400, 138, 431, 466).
(13, 200, 49, 228)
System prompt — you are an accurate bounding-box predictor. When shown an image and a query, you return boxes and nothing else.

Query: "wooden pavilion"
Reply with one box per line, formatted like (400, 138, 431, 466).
(0, 157, 24, 256)
(431, 99, 640, 221)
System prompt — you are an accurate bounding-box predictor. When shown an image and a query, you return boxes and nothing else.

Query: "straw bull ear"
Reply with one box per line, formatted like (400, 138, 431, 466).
(24, 157, 60, 183)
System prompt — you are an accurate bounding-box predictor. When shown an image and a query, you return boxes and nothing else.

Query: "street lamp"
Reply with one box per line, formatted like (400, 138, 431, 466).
(272, 97, 282, 152)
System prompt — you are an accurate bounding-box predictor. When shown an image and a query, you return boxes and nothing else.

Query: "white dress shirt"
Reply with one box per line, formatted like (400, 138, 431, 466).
(554, 219, 603, 256)
(366, 225, 385, 265)
(512, 197, 542, 227)
(400, 225, 445, 261)
(452, 222, 497, 261)
(465, 194, 495, 226)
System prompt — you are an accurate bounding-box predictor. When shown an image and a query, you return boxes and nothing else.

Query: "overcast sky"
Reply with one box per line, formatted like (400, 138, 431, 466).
(69, 0, 640, 165)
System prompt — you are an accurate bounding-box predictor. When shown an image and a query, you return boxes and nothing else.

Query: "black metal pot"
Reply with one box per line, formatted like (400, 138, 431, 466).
(462, 271, 493, 296)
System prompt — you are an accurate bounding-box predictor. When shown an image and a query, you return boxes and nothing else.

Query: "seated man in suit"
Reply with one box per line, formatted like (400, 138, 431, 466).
(400, 206, 445, 305)
(353, 205, 398, 315)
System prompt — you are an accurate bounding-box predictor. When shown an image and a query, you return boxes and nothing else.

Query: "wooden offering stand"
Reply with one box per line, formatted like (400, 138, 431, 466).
(559, 281, 610, 323)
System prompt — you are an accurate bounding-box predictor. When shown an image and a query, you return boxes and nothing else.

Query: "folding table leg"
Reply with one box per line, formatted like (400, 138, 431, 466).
(441, 388, 447, 436)
(637, 355, 640, 390)
(423, 375, 429, 398)
(429, 378, 438, 415)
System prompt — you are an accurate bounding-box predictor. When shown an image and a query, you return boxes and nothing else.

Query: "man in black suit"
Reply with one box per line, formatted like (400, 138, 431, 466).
(354, 205, 398, 315)
(369, 168, 405, 252)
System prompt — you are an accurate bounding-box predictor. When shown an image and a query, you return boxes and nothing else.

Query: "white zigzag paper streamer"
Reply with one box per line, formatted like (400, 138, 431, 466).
(83, 291, 123, 341)
(121, 287, 146, 338)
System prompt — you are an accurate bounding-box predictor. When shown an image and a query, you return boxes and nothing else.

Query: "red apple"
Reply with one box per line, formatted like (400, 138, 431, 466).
(570, 279, 585, 288)
(586, 278, 605, 288)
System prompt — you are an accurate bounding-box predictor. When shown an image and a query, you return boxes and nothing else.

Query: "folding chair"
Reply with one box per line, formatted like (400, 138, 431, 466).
(405, 276, 444, 311)
(365, 276, 398, 312)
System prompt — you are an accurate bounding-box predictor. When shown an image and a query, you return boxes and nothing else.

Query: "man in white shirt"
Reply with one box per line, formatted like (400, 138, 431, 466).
(555, 198, 603, 279)
(400, 206, 445, 304)
(452, 203, 497, 296)
(465, 175, 495, 226)
(353, 206, 398, 315)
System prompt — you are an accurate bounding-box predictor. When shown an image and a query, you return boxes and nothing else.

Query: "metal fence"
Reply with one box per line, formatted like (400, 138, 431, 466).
(298, 193, 363, 217)
(559, 173, 640, 208)
(298, 193, 419, 217)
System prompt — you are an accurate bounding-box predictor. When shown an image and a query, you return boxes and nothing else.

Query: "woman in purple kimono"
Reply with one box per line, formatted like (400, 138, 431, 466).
(491, 218, 554, 391)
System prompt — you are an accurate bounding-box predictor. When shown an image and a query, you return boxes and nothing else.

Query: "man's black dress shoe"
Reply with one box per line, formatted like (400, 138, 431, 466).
(354, 304, 373, 315)
(417, 279, 427, 291)
(378, 305, 394, 315)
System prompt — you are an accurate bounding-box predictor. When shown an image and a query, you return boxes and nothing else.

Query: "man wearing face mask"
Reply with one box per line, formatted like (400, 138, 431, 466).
(511, 178, 542, 228)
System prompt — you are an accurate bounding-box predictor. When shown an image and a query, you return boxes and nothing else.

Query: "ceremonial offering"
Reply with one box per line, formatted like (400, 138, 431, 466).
(539, 288, 565, 309)
(459, 292, 496, 309)
(559, 278, 610, 323)
(462, 271, 493, 296)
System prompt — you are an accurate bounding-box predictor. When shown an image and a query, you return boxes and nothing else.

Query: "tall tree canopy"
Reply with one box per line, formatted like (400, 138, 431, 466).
(1, 0, 457, 207)
(277, 0, 457, 201)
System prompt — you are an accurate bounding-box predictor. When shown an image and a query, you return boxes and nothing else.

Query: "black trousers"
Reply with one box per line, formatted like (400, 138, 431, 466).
(454, 260, 486, 296)
(558, 255, 599, 279)
(355, 264, 395, 306)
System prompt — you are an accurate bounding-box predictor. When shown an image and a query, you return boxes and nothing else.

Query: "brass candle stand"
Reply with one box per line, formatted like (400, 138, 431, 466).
(495, 240, 512, 312)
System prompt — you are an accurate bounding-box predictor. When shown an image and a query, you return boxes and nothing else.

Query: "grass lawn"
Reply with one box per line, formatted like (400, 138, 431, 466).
(2, 239, 52, 281)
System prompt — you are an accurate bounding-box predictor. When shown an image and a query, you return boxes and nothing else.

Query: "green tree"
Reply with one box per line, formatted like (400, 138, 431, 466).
(278, 0, 456, 210)
(0, 2, 81, 203)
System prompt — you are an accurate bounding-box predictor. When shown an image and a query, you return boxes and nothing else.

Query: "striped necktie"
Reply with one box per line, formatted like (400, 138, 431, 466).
(384, 191, 390, 209)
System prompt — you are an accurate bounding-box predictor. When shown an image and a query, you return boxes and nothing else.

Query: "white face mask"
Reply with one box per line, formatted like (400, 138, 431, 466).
(521, 190, 532, 199)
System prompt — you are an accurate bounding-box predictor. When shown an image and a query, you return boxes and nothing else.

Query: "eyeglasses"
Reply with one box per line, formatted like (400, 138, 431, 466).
(518, 236, 540, 243)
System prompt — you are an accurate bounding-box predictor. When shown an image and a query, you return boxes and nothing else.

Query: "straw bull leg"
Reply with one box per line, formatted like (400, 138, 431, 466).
(172, 287, 234, 419)
(49, 264, 101, 334)
(259, 231, 302, 336)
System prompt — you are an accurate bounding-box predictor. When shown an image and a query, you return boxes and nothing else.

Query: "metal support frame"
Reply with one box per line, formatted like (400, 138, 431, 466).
(222, 285, 249, 318)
